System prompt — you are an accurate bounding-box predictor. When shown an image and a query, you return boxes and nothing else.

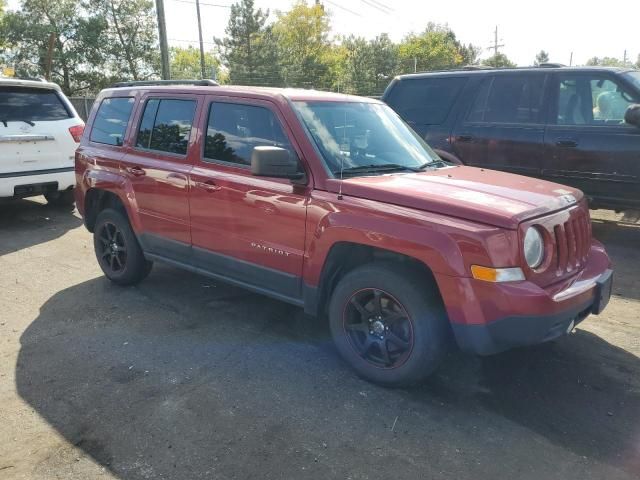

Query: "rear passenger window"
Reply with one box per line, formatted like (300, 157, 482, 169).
(136, 99, 196, 155)
(203, 102, 293, 166)
(90, 97, 134, 146)
(385, 77, 466, 125)
(467, 75, 545, 124)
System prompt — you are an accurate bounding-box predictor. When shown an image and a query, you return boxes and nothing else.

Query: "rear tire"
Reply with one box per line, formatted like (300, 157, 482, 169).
(45, 189, 75, 207)
(328, 262, 448, 387)
(93, 208, 152, 285)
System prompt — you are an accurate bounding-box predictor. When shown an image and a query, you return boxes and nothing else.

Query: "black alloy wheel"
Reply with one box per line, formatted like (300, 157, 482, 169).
(97, 221, 128, 274)
(343, 288, 414, 369)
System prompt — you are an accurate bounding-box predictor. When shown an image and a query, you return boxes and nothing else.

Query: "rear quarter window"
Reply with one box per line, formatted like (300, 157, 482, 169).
(0, 86, 71, 121)
(90, 97, 135, 146)
(385, 77, 467, 125)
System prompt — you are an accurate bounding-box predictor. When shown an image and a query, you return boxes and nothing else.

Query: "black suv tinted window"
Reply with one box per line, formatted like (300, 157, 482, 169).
(136, 99, 196, 155)
(468, 75, 545, 124)
(385, 77, 466, 125)
(204, 102, 293, 166)
(90, 97, 134, 146)
(0, 86, 71, 122)
(556, 75, 640, 125)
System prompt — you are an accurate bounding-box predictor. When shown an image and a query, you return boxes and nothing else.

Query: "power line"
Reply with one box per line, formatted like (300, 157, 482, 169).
(169, 37, 217, 45)
(324, 0, 361, 17)
(367, 0, 393, 12)
(168, 0, 231, 8)
(358, 0, 392, 14)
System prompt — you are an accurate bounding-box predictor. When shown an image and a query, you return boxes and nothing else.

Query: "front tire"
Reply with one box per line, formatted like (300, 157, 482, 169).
(93, 208, 152, 285)
(328, 263, 448, 387)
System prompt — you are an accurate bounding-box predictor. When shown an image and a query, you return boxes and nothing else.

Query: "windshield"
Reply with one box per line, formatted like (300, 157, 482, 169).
(293, 101, 441, 176)
(625, 71, 640, 90)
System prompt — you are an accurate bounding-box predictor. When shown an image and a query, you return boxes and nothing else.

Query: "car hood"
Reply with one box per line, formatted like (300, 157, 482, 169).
(327, 166, 583, 229)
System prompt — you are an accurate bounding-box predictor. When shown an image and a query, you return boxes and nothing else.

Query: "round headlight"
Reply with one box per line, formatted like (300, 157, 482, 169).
(524, 227, 544, 269)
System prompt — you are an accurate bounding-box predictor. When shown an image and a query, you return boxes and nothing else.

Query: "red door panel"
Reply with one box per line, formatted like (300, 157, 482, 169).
(188, 96, 309, 295)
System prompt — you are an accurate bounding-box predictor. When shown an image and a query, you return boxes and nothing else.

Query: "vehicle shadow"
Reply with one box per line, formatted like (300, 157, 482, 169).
(16, 264, 640, 479)
(591, 218, 640, 301)
(0, 197, 82, 257)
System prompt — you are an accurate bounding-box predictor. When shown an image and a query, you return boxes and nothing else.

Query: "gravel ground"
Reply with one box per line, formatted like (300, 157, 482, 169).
(0, 198, 638, 480)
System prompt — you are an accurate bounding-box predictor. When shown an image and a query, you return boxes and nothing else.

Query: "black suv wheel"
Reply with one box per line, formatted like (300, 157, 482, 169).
(93, 208, 152, 285)
(328, 262, 448, 386)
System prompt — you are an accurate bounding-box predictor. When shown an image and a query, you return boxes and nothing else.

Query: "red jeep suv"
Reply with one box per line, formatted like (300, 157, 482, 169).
(75, 80, 613, 386)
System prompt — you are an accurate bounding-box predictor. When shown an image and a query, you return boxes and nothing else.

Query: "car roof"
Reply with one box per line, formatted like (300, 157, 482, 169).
(102, 84, 381, 104)
(0, 78, 62, 91)
(394, 66, 636, 81)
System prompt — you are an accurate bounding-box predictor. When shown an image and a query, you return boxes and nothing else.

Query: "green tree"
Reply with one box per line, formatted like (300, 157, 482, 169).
(397, 24, 464, 73)
(170, 46, 219, 80)
(216, 0, 281, 86)
(0, 0, 104, 94)
(370, 33, 399, 92)
(339, 36, 375, 95)
(89, 0, 159, 81)
(586, 56, 626, 67)
(459, 43, 482, 65)
(534, 50, 550, 66)
(272, 1, 331, 88)
(333, 34, 398, 96)
(482, 52, 517, 68)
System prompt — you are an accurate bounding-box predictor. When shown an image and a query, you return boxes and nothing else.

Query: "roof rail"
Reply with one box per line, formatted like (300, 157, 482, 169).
(538, 63, 566, 68)
(460, 65, 492, 70)
(111, 79, 219, 88)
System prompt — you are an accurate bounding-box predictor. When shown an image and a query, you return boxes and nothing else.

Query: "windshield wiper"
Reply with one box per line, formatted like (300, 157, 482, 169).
(416, 159, 450, 170)
(337, 163, 424, 176)
(1, 120, 35, 127)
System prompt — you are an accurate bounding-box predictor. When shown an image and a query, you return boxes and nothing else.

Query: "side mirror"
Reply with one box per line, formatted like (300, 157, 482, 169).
(251, 146, 306, 183)
(625, 104, 640, 127)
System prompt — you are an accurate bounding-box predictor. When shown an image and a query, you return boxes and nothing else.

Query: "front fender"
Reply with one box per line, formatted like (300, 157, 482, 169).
(303, 192, 514, 286)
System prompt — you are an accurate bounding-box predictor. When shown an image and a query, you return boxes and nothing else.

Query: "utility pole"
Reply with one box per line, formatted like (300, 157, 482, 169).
(155, 0, 171, 80)
(488, 25, 504, 57)
(195, 0, 206, 79)
(569, 51, 573, 66)
(623, 49, 628, 66)
(44, 33, 55, 81)
(414, 57, 417, 73)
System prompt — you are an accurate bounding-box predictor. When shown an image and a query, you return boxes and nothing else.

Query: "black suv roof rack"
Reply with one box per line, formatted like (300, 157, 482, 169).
(460, 65, 493, 70)
(111, 79, 219, 88)
(538, 63, 566, 68)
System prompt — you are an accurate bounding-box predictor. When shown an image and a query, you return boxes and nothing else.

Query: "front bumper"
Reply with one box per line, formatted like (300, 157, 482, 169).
(438, 241, 612, 355)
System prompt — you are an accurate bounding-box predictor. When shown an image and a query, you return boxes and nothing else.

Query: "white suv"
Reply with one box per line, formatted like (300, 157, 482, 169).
(0, 78, 84, 206)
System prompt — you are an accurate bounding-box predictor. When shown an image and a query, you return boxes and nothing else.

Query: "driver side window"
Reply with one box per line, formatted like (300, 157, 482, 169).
(591, 79, 635, 123)
(557, 75, 637, 125)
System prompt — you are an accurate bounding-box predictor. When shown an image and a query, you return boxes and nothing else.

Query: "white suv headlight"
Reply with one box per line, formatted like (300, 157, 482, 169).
(524, 227, 544, 269)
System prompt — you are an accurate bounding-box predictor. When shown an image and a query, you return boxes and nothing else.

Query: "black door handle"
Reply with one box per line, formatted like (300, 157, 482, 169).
(126, 166, 146, 177)
(194, 180, 221, 192)
(457, 134, 474, 142)
(556, 139, 578, 148)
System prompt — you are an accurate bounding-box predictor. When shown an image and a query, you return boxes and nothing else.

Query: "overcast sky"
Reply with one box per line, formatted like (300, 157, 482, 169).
(162, 0, 638, 67)
(6, 0, 639, 67)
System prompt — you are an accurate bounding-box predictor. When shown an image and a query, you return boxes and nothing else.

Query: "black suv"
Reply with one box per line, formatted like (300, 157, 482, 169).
(383, 66, 640, 210)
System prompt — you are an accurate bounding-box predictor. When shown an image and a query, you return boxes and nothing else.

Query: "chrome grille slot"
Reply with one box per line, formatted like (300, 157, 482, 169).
(553, 207, 590, 274)
(554, 224, 568, 272)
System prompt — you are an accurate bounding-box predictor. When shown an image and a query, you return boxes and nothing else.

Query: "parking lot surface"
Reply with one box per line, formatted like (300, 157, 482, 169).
(0, 198, 639, 480)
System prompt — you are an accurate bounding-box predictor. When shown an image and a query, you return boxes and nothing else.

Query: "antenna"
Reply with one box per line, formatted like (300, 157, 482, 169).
(337, 110, 346, 200)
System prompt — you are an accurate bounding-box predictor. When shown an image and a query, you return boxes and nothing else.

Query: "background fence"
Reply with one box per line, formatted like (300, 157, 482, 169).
(68, 97, 96, 122)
